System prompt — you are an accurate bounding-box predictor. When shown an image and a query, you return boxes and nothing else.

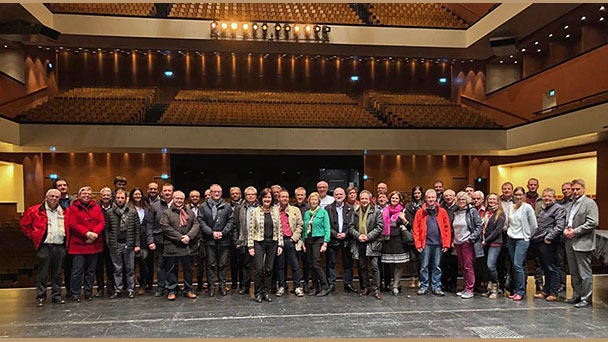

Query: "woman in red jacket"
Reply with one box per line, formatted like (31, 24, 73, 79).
(413, 189, 451, 296)
(68, 186, 105, 302)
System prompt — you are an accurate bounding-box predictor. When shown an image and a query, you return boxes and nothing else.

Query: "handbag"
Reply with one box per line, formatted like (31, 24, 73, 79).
(400, 224, 414, 245)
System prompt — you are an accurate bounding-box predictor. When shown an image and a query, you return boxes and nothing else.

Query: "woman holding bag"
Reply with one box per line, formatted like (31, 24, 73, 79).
(452, 191, 483, 299)
(381, 191, 411, 296)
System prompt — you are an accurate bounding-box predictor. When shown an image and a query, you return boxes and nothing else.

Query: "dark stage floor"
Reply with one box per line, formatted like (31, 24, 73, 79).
(1, 275, 608, 338)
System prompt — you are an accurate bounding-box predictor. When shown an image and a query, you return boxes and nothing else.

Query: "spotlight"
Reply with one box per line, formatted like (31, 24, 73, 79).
(285, 25, 291, 32)
(305, 25, 312, 33)
(294, 25, 301, 33)
(521, 48, 526, 52)
(261, 23, 268, 31)
(221, 22, 228, 30)
(211, 21, 217, 29)
(564, 25, 569, 29)
(243, 23, 249, 30)
(261, 23, 268, 39)
(210, 21, 218, 38)
(581, 16, 586, 21)
(314, 25, 321, 32)
(231, 22, 238, 30)
(275, 23, 282, 32)
(601, 5, 605, 11)
(601, 17, 605, 22)
(322, 26, 331, 33)
(534, 41, 539, 45)
(565, 34, 571, 38)
(548, 33, 553, 38)
(321, 26, 330, 42)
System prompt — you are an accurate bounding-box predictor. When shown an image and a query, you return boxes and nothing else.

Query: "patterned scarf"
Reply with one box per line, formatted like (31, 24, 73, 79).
(115, 204, 129, 232)
(307, 206, 320, 235)
(175, 205, 188, 226)
(358, 205, 370, 235)
(482, 204, 499, 238)
(382, 204, 403, 236)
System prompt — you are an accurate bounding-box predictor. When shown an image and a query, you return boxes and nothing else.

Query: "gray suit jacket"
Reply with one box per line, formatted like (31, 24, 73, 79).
(566, 196, 599, 252)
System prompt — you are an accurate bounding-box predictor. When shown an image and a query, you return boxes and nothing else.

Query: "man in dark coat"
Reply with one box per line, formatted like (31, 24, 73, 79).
(161, 191, 200, 300)
(197, 184, 234, 296)
(325, 187, 356, 293)
(149, 183, 174, 297)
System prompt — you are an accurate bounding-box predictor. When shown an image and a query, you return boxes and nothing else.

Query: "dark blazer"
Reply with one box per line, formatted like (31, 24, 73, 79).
(197, 199, 235, 246)
(104, 204, 141, 249)
(326, 202, 355, 246)
(483, 211, 506, 245)
(160, 205, 200, 256)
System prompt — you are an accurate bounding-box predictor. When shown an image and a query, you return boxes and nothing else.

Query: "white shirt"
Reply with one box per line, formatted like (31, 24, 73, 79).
(320, 195, 335, 209)
(336, 202, 344, 233)
(507, 202, 537, 241)
(136, 206, 145, 224)
(568, 195, 586, 227)
(44, 204, 66, 244)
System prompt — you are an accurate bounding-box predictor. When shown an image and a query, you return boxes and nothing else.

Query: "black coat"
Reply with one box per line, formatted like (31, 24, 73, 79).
(161, 206, 200, 256)
(483, 211, 506, 245)
(197, 199, 235, 246)
(104, 205, 141, 249)
(325, 202, 355, 246)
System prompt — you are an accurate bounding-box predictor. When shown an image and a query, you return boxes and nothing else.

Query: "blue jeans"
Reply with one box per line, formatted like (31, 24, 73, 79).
(419, 244, 442, 291)
(507, 238, 530, 296)
(486, 246, 502, 284)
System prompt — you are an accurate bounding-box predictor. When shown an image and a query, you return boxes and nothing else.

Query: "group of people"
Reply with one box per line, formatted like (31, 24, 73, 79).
(21, 176, 598, 308)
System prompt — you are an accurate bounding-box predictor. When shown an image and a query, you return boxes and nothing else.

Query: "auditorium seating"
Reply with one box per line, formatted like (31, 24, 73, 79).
(47, 3, 155, 17)
(0, 220, 36, 288)
(168, 3, 363, 25)
(161, 90, 384, 127)
(368, 3, 468, 28)
(368, 92, 501, 128)
(17, 88, 156, 124)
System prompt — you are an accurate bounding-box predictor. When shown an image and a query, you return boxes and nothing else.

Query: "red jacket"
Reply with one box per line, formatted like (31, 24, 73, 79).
(413, 203, 451, 250)
(67, 200, 105, 255)
(20, 203, 70, 251)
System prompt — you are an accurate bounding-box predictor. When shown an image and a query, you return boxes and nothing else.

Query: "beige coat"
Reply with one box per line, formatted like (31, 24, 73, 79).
(248, 206, 284, 248)
(281, 205, 304, 251)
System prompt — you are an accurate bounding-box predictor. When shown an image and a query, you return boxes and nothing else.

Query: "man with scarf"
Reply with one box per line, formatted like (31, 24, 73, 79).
(349, 190, 383, 298)
(235, 186, 259, 294)
(21, 189, 70, 307)
(162, 191, 200, 300)
(105, 189, 141, 299)
(198, 184, 235, 296)
(413, 189, 451, 296)
(325, 187, 356, 293)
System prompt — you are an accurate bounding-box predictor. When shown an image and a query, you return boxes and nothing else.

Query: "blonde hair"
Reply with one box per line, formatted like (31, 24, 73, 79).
(78, 186, 92, 196)
(308, 192, 321, 207)
(456, 191, 471, 204)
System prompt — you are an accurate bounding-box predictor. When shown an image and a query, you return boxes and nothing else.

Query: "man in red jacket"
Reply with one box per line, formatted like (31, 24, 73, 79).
(413, 189, 451, 296)
(67, 186, 105, 302)
(21, 189, 70, 307)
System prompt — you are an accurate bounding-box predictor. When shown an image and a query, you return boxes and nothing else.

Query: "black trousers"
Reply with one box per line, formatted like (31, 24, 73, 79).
(195, 252, 206, 288)
(474, 255, 489, 291)
(357, 243, 380, 292)
(534, 240, 560, 296)
(556, 236, 568, 289)
(70, 254, 98, 298)
(253, 240, 277, 296)
(153, 234, 167, 291)
(64, 254, 73, 297)
(326, 242, 353, 287)
(138, 248, 154, 289)
(206, 243, 229, 289)
(440, 249, 458, 292)
(306, 237, 328, 291)
(239, 246, 254, 290)
(229, 243, 241, 289)
(95, 246, 114, 293)
(299, 249, 311, 287)
(166, 255, 193, 294)
(36, 244, 66, 300)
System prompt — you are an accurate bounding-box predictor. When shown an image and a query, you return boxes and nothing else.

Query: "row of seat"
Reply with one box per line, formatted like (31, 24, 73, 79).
(168, 3, 362, 24)
(57, 87, 156, 101)
(48, 3, 155, 16)
(160, 102, 384, 127)
(175, 90, 356, 104)
(18, 98, 148, 124)
(367, 3, 468, 28)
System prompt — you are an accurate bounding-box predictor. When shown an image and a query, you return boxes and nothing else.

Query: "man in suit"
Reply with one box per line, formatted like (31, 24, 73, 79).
(563, 178, 598, 308)
(325, 187, 356, 293)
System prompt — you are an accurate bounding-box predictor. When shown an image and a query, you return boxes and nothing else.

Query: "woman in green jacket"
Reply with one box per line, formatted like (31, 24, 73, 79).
(303, 192, 331, 297)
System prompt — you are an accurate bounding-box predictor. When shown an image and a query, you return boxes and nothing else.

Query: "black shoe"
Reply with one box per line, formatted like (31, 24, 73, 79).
(316, 288, 330, 297)
(208, 289, 216, 297)
(308, 289, 319, 296)
(262, 293, 272, 302)
(52, 297, 65, 304)
(85, 296, 93, 301)
(220, 288, 228, 296)
(303, 286, 310, 294)
(565, 297, 581, 304)
(574, 300, 591, 308)
(37, 298, 45, 307)
(127, 291, 135, 299)
(69, 296, 81, 303)
(328, 284, 336, 293)
(381, 287, 390, 293)
(109, 292, 120, 299)
(432, 289, 445, 296)
(253, 295, 263, 303)
(557, 285, 567, 293)
(239, 288, 250, 295)
(94, 290, 104, 298)
(344, 284, 358, 293)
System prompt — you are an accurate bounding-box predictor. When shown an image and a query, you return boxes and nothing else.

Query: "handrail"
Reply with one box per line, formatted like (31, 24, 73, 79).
(532, 89, 608, 116)
(0, 87, 48, 107)
(460, 95, 528, 122)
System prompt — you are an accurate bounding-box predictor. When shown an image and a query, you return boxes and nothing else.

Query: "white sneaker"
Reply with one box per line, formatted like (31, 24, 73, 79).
(276, 287, 286, 297)
(295, 287, 304, 297)
(456, 290, 465, 297)
(461, 291, 474, 299)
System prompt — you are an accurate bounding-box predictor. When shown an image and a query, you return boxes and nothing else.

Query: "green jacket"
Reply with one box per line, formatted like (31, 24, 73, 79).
(302, 207, 331, 243)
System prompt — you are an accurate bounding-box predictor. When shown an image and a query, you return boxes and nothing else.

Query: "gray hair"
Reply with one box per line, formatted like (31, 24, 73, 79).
(46, 188, 61, 198)
(571, 179, 586, 188)
(473, 190, 485, 200)
(444, 189, 455, 197)
(78, 186, 92, 196)
(542, 188, 556, 197)
(244, 186, 257, 195)
(425, 189, 437, 198)
(456, 191, 471, 204)
(99, 187, 112, 195)
(173, 190, 185, 198)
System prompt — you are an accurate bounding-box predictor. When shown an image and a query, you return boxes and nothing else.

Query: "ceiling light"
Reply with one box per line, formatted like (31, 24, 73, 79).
(509, 54, 514, 58)
(534, 41, 539, 45)
(548, 33, 553, 38)
(514, 60, 518, 64)
(581, 16, 586, 21)
(521, 48, 526, 52)
(537, 49, 541, 52)
(565, 34, 571, 38)
(564, 25, 569, 29)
